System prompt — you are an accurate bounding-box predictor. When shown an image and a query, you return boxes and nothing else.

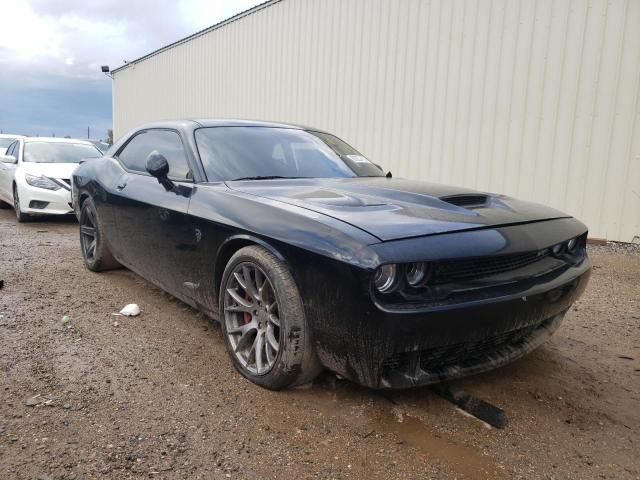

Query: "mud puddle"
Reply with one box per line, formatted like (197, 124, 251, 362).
(291, 378, 503, 479)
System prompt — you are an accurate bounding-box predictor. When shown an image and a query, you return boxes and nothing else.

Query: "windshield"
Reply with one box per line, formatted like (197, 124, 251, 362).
(90, 140, 110, 153)
(0, 138, 17, 148)
(24, 142, 102, 163)
(194, 127, 384, 181)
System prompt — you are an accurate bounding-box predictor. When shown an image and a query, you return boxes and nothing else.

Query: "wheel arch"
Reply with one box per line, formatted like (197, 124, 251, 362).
(214, 234, 287, 295)
(11, 180, 17, 204)
(77, 191, 91, 207)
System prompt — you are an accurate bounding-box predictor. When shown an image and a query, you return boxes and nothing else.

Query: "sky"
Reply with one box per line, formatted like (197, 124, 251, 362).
(0, 0, 263, 140)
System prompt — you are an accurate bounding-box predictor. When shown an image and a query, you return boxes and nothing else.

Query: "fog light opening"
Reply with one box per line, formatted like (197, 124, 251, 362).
(28, 200, 49, 209)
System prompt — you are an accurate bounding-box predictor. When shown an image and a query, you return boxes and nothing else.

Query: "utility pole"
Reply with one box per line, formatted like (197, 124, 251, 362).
(87, 126, 90, 139)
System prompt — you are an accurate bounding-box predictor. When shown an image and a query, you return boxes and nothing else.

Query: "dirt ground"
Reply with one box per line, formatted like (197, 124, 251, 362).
(0, 208, 638, 480)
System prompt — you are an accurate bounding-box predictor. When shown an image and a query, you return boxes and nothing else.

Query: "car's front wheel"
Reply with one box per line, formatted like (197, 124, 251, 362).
(79, 197, 121, 272)
(220, 245, 321, 390)
(13, 184, 30, 223)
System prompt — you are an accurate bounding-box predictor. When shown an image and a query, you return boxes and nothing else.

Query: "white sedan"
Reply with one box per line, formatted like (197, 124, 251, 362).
(0, 137, 102, 222)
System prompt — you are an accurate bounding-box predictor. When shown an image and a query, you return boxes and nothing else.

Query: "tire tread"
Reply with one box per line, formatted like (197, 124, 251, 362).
(80, 197, 121, 272)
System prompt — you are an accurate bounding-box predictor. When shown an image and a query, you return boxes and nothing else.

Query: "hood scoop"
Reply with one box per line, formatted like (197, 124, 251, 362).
(440, 194, 488, 208)
(294, 189, 386, 208)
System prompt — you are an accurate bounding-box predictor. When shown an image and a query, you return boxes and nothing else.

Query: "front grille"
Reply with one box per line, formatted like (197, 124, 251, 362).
(432, 249, 551, 284)
(47, 177, 71, 191)
(374, 234, 587, 310)
(381, 317, 552, 376)
(418, 320, 545, 370)
(440, 194, 488, 208)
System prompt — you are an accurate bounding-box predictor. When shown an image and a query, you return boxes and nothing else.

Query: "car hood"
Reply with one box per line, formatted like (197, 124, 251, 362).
(226, 177, 570, 242)
(20, 162, 79, 179)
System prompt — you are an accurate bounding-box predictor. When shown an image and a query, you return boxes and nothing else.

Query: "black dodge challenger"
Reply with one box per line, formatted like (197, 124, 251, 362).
(72, 119, 591, 390)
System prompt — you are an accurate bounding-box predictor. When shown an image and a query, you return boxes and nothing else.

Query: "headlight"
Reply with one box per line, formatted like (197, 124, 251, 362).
(552, 243, 563, 256)
(406, 262, 429, 287)
(25, 174, 60, 191)
(374, 264, 398, 293)
(566, 238, 578, 253)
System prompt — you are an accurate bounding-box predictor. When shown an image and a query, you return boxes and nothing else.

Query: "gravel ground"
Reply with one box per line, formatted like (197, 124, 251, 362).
(0, 209, 638, 480)
(588, 241, 640, 257)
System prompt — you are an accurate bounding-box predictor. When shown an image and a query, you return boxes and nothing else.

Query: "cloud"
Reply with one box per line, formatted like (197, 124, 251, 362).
(0, 74, 112, 139)
(0, 0, 263, 138)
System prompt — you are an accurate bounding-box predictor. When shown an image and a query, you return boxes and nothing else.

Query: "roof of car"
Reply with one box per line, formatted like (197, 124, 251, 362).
(23, 137, 95, 145)
(192, 118, 307, 129)
(133, 118, 325, 133)
(0, 134, 25, 138)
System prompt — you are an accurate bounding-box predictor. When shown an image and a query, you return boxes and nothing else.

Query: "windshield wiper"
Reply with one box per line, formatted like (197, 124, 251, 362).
(230, 175, 301, 181)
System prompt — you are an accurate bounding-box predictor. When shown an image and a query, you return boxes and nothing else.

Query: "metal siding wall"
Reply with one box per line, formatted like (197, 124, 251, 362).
(113, 0, 640, 242)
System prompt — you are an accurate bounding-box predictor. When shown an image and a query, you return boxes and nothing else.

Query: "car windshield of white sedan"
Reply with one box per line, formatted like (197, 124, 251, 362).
(195, 127, 385, 181)
(24, 142, 102, 163)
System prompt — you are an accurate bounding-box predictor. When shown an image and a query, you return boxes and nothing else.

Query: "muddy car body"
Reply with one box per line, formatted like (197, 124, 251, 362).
(72, 119, 591, 389)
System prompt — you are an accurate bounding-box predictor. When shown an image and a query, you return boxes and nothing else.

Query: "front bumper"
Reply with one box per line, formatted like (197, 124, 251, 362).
(17, 181, 73, 215)
(321, 261, 590, 389)
(379, 310, 567, 388)
(294, 218, 592, 389)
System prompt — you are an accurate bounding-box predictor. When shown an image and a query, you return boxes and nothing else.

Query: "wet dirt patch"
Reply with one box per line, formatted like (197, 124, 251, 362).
(289, 382, 504, 479)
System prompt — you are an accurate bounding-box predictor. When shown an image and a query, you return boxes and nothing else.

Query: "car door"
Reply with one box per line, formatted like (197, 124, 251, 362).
(0, 141, 19, 202)
(109, 129, 197, 299)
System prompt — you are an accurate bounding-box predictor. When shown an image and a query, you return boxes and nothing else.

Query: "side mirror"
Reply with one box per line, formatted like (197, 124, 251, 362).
(145, 151, 175, 192)
(0, 154, 17, 164)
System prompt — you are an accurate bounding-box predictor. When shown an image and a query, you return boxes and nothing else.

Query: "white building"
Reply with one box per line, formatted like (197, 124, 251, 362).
(112, 0, 640, 243)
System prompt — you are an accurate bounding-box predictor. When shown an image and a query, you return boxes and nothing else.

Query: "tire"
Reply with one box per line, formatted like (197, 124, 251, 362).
(0, 200, 11, 209)
(79, 196, 121, 272)
(220, 245, 321, 390)
(13, 184, 30, 223)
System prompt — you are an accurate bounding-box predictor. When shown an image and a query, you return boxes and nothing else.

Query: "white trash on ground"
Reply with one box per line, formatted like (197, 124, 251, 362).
(113, 304, 141, 317)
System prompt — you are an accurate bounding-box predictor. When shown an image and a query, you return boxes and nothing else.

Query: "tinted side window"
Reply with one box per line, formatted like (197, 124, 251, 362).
(117, 130, 191, 180)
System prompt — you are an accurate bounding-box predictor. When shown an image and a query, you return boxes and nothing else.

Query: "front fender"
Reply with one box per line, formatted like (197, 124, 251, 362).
(188, 184, 382, 271)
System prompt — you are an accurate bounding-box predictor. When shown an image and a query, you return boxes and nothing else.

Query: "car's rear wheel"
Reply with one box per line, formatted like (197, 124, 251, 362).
(79, 197, 121, 272)
(13, 184, 30, 223)
(220, 245, 321, 390)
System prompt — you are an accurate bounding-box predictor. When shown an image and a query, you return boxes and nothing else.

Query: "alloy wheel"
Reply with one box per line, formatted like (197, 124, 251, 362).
(224, 262, 281, 375)
(80, 206, 98, 262)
